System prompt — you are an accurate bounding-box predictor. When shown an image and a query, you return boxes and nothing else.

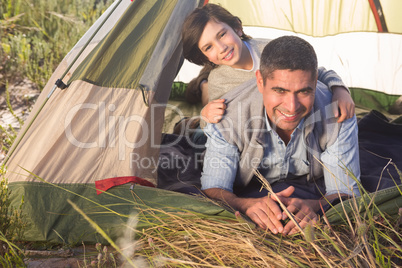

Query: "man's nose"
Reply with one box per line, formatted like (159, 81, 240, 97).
(284, 94, 300, 112)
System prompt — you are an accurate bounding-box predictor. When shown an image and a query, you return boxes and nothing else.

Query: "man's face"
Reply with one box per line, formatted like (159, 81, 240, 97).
(256, 69, 317, 139)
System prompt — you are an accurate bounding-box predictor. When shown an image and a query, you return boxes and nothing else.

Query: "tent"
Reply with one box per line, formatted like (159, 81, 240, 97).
(4, 0, 402, 243)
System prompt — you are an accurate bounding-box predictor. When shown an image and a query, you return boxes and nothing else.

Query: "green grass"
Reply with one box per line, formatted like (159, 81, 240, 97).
(0, 0, 113, 90)
(0, 168, 25, 266)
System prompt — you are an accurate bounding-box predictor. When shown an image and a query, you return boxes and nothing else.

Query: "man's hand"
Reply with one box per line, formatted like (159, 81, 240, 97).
(201, 99, 226, 123)
(243, 195, 284, 234)
(241, 186, 295, 234)
(274, 195, 319, 235)
(332, 86, 355, 123)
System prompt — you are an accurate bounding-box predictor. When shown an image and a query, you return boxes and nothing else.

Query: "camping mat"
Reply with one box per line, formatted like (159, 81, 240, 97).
(325, 184, 402, 225)
(8, 182, 235, 244)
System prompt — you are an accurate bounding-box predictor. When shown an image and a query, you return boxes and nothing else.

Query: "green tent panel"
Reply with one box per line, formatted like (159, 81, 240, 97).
(69, 0, 177, 90)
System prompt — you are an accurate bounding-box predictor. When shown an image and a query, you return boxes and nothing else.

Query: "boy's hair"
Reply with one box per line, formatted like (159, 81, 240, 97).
(182, 3, 251, 66)
(259, 36, 318, 83)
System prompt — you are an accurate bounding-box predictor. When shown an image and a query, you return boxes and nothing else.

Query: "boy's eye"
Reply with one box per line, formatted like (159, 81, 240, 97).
(219, 31, 226, 38)
(204, 45, 212, 52)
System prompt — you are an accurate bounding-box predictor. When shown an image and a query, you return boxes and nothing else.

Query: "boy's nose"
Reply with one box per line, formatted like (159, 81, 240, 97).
(217, 41, 228, 53)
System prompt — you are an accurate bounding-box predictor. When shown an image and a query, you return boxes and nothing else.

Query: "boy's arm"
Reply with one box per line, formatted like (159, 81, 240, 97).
(318, 67, 355, 122)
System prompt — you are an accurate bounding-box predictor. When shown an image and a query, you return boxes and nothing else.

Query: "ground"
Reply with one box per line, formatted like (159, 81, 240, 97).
(0, 79, 40, 162)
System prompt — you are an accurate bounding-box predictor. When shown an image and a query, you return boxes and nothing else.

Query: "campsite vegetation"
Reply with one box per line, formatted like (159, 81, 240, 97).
(1, 0, 402, 267)
(0, 168, 25, 267)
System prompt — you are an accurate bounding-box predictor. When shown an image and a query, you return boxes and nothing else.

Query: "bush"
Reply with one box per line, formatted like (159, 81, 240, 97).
(0, 0, 113, 90)
(0, 167, 25, 266)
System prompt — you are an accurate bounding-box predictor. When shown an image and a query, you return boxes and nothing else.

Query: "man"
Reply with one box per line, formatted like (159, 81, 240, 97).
(200, 36, 360, 235)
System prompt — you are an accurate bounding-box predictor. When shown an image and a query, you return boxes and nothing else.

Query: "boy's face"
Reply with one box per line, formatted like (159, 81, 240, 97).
(198, 20, 248, 69)
(256, 69, 317, 139)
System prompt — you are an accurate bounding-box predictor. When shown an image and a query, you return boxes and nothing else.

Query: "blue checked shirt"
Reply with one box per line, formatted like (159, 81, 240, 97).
(201, 111, 360, 197)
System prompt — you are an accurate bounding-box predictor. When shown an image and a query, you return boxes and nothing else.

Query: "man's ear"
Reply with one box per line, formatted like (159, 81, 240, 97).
(256, 70, 264, 93)
(314, 70, 318, 85)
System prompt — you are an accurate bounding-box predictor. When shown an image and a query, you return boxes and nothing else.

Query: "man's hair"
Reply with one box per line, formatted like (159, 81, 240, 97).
(259, 36, 318, 83)
(182, 3, 251, 66)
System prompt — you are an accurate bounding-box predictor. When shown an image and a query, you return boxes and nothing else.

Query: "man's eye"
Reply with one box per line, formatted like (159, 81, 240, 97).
(299, 90, 311, 95)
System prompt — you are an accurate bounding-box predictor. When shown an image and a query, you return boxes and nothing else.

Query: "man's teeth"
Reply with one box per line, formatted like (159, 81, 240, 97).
(280, 111, 296, 117)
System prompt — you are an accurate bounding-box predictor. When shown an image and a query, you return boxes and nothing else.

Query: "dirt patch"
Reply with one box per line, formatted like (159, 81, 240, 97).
(0, 79, 40, 161)
(24, 245, 117, 267)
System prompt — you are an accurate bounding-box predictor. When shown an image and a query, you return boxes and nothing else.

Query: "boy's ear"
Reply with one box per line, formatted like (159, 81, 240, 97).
(256, 70, 264, 93)
(234, 17, 244, 37)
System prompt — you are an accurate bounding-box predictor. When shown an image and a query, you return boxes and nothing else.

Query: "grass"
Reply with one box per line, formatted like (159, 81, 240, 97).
(0, 0, 113, 90)
(0, 168, 25, 266)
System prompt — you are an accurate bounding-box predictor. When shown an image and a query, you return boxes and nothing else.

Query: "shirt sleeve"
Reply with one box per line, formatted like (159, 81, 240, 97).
(200, 124, 239, 192)
(320, 115, 361, 196)
(317, 67, 350, 93)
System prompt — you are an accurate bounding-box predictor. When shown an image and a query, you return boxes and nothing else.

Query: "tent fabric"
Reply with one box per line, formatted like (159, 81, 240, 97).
(8, 183, 234, 243)
(68, 0, 177, 90)
(326, 184, 402, 225)
(5, 0, 200, 190)
(209, 0, 402, 35)
(6, 82, 163, 186)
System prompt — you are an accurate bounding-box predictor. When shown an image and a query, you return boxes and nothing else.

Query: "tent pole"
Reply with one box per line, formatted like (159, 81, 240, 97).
(368, 0, 388, 32)
(3, 0, 126, 166)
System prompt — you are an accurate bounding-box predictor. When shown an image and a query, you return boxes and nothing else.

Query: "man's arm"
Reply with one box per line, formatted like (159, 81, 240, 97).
(321, 115, 361, 197)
